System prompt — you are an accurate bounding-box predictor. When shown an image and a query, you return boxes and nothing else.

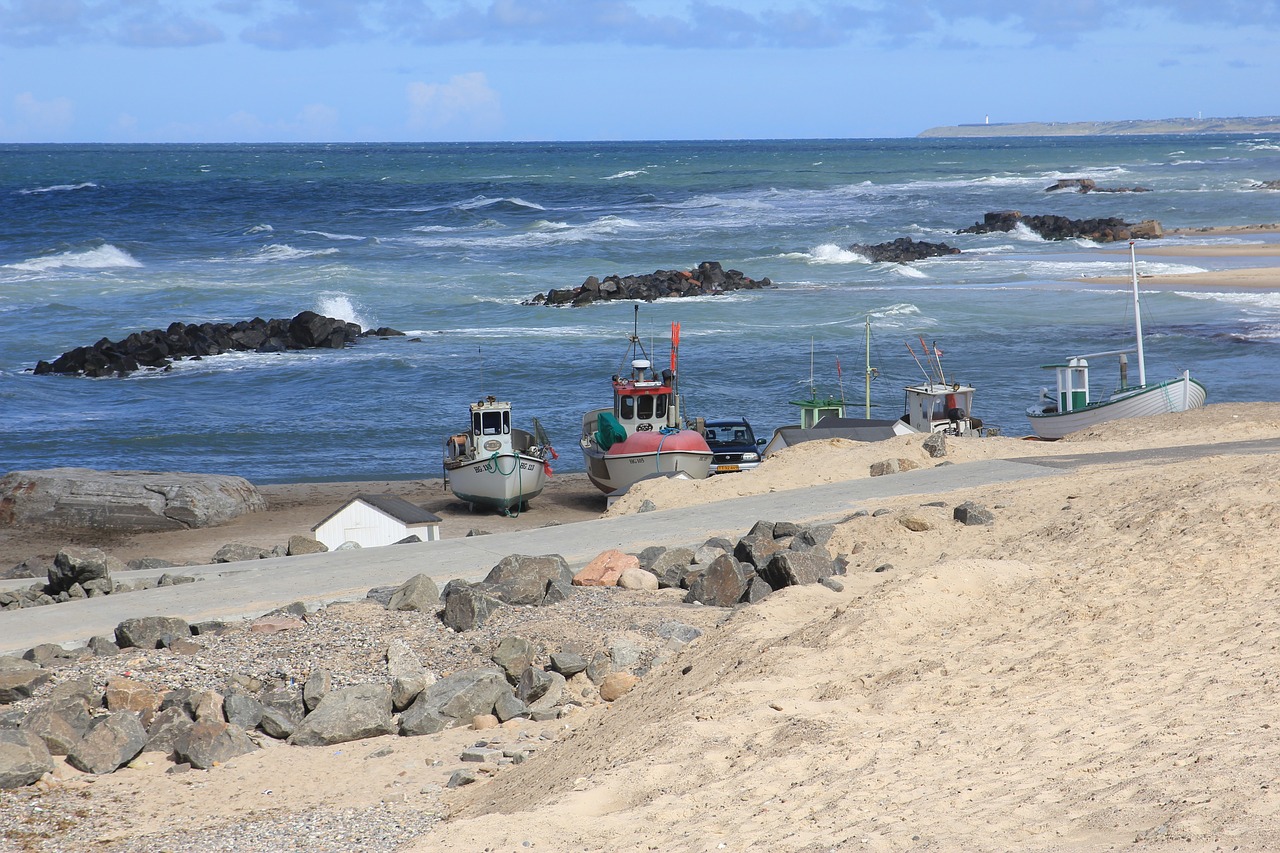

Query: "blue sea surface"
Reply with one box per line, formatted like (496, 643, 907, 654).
(2, 136, 1278, 483)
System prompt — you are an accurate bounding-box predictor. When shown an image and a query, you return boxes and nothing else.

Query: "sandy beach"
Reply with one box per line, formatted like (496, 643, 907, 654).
(5, 401, 1280, 851)
(1080, 224, 1280, 288)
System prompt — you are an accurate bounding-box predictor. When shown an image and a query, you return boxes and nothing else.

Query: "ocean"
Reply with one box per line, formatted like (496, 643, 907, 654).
(2, 136, 1278, 484)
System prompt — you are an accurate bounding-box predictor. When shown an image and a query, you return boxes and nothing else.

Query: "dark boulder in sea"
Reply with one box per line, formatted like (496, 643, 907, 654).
(848, 237, 961, 263)
(959, 210, 1163, 242)
(1044, 178, 1152, 193)
(30, 311, 403, 378)
(523, 261, 773, 306)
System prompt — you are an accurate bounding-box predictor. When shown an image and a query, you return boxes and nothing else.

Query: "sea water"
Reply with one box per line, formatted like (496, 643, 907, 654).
(2, 136, 1278, 483)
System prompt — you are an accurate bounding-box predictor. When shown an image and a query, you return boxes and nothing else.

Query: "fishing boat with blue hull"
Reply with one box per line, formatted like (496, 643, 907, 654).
(443, 396, 556, 513)
(1026, 241, 1207, 439)
(580, 310, 713, 494)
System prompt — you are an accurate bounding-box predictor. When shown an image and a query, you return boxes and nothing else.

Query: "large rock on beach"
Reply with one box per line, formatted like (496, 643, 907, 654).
(31, 311, 402, 378)
(0, 469, 265, 532)
(0, 730, 55, 789)
(525, 261, 773, 306)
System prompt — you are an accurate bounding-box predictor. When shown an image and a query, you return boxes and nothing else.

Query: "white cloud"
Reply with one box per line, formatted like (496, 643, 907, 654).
(406, 72, 502, 135)
(0, 92, 75, 139)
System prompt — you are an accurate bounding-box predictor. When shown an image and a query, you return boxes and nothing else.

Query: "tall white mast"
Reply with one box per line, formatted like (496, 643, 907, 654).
(1129, 240, 1146, 387)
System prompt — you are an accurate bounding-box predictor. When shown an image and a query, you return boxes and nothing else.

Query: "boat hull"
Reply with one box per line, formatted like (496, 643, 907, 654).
(1026, 374, 1207, 439)
(581, 430, 712, 494)
(444, 452, 548, 510)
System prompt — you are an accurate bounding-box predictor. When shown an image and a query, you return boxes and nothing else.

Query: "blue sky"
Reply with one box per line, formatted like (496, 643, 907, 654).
(1, 0, 1277, 142)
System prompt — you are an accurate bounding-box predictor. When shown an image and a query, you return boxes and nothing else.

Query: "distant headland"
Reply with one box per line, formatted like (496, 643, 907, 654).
(918, 115, 1280, 138)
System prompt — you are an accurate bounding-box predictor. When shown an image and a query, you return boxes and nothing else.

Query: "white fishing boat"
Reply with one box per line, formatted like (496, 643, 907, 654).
(1026, 241, 1206, 439)
(764, 321, 980, 457)
(443, 396, 556, 514)
(580, 308, 712, 494)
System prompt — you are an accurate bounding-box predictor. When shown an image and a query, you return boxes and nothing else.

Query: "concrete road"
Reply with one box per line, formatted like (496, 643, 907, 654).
(0, 459, 1062, 656)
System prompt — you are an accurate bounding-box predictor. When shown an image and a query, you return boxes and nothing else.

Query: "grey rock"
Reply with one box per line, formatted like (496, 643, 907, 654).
(257, 707, 297, 740)
(526, 671, 565, 712)
(23, 643, 69, 666)
(212, 543, 271, 563)
(223, 690, 265, 730)
(820, 577, 845, 592)
(744, 575, 773, 604)
(636, 545, 666, 571)
(447, 768, 478, 787)
(493, 691, 528, 722)
(0, 730, 55, 789)
(548, 651, 588, 676)
(20, 696, 93, 755)
(656, 621, 703, 645)
(115, 616, 191, 649)
(0, 666, 52, 705)
(400, 668, 511, 735)
(515, 667, 556, 704)
(585, 651, 613, 685)
(288, 684, 395, 746)
(287, 534, 328, 556)
(440, 583, 505, 632)
(647, 547, 695, 588)
(48, 546, 113, 593)
(302, 669, 331, 713)
(481, 554, 573, 605)
(609, 638, 643, 670)
(67, 711, 148, 774)
(922, 432, 947, 458)
(685, 554, 751, 607)
(954, 501, 996, 526)
(542, 578, 573, 604)
(793, 524, 835, 550)
(0, 469, 265, 532)
(387, 573, 440, 612)
(145, 707, 195, 758)
(491, 636, 537, 683)
(747, 519, 776, 539)
(761, 550, 838, 589)
(692, 543, 727, 565)
(733, 535, 784, 571)
(174, 721, 258, 769)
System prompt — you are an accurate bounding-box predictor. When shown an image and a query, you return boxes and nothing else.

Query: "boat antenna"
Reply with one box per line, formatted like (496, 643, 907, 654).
(905, 341, 931, 383)
(1129, 240, 1147, 387)
(809, 337, 816, 398)
(478, 346, 483, 397)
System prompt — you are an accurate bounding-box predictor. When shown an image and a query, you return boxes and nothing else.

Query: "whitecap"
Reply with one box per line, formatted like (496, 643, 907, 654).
(247, 224, 274, 234)
(314, 293, 373, 328)
(6, 243, 142, 272)
(602, 170, 648, 180)
(891, 265, 929, 279)
(19, 182, 97, 195)
(455, 195, 547, 212)
(800, 244, 873, 265)
(250, 244, 340, 262)
(297, 229, 369, 242)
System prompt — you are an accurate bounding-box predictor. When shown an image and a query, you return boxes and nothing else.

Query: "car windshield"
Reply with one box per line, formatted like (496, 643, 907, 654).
(705, 423, 754, 447)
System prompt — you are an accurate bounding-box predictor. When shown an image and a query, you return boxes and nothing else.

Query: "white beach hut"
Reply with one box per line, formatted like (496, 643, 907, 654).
(311, 493, 442, 550)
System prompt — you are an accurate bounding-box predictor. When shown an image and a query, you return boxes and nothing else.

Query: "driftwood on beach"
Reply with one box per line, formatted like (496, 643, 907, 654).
(31, 311, 404, 378)
(523, 261, 772, 307)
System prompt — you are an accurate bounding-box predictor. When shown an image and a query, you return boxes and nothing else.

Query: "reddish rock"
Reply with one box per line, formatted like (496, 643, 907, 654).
(574, 550, 639, 587)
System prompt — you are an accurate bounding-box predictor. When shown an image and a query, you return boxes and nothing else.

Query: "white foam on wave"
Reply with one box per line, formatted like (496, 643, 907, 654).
(1010, 222, 1047, 242)
(6, 243, 142, 272)
(603, 170, 648, 180)
(314, 293, 373, 328)
(297, 229, 370, 242)
(250, 244, 340, 262)
(456, 195, 547, 212)
(1175, 289, 1280, 310)
(247, 224, 274, 234)
(781, 244, 871, 265)
(411, 219, 502, 233)
(890, 264, 929, 279)
(19, 182, 98, 195)
(408, 215, 643, 250)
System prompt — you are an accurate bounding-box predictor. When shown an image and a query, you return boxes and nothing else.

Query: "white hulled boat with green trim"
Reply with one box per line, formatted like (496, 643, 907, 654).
(443, 396, 556, 514)
(1026, 241, 1206, 439)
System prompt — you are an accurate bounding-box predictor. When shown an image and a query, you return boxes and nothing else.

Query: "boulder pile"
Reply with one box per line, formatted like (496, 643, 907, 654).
(959, 210, 1163, 242)
(523, 261, 772, 306)
(1044, 178, 1152, 193)
(848, 237, 961, 263)
(31, 311, 404, 378)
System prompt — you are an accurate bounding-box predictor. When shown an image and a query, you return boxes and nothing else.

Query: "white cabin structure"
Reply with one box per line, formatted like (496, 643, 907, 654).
(311, 493, 441, 550)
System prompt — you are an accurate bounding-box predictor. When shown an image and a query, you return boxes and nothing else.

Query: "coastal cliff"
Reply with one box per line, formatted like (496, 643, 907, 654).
(918, 115, 1280, 137)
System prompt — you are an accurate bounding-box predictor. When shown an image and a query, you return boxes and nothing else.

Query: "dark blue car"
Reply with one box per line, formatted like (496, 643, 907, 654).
(703, 418, 765, 474)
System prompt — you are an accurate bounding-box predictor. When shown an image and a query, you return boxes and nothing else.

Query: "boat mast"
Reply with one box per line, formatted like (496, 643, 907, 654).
(1129, 240, 1147, 387)
(864, 315, 873, 418)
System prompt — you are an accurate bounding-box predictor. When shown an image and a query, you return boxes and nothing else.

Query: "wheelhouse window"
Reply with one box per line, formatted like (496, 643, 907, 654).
(636, 394, 654, 420)
(619, 395, 635, 420)
(480, 410, 507, 435)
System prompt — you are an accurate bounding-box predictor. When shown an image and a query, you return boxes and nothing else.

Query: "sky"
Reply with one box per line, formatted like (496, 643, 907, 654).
(0, 0, 1277, 143)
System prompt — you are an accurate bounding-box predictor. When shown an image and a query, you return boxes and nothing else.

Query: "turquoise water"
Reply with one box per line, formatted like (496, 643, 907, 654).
(2, 136, 1278, 482)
